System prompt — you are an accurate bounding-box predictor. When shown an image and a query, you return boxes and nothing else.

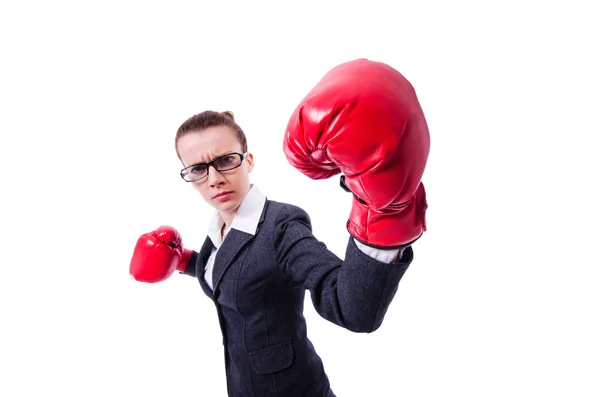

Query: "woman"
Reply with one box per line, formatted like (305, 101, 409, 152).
(130, 60, 430, 397)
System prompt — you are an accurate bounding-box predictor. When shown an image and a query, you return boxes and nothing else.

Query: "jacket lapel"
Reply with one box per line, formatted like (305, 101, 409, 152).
(195, 236, 216, 297)
(211, 230, 254, 291)
(211, 200, 269, 291)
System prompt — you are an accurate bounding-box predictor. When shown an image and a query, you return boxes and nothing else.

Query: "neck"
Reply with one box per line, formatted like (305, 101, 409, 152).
(220, 210, 235, 232)
(220, 222, 229, 239)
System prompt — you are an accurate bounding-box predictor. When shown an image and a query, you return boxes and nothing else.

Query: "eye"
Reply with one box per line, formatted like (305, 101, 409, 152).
(190, 164, 207, 174)
(217, 155, 236, 165)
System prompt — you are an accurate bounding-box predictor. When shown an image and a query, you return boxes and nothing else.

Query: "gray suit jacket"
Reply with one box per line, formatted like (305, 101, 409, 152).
(182, 199, 413, 397)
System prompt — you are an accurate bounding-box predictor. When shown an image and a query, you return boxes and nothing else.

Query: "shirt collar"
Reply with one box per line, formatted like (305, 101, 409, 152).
(207, 185, 266, 247)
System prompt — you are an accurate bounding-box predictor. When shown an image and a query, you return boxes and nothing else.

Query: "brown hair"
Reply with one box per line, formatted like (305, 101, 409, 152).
(175, 110, 248, 156)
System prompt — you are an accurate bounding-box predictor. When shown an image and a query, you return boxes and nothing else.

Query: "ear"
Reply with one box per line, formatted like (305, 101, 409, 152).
(246, 153, 254, 173)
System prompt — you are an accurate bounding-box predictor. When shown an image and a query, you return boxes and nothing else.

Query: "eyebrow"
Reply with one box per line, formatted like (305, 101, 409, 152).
(188, 152, 236, 167)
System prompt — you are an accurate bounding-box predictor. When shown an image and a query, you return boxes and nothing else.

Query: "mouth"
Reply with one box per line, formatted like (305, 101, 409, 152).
(213, 191, 233, 199)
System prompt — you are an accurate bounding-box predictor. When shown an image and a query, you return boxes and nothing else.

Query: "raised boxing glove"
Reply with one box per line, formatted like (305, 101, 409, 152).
(129, 226, 193, 283)
(283, 58, 430, 248)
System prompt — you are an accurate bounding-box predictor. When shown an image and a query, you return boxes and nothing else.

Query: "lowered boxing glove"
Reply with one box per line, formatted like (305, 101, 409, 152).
(129, 226, 193, 283)
(283, 58, 430, 248)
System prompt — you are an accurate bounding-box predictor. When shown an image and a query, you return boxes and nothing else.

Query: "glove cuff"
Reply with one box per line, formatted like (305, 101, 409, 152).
(176, 248, 194, 273)
(347, 182, 427, 249)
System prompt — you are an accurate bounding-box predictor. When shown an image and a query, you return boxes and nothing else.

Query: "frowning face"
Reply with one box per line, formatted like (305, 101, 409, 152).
(176, 125, 254, 216)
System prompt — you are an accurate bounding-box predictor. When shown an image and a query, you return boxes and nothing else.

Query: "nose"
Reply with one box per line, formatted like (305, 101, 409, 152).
(207, 165, 226, 187)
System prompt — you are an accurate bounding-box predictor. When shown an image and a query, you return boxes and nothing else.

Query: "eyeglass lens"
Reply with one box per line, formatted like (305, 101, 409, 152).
(183, 154, 242, 181)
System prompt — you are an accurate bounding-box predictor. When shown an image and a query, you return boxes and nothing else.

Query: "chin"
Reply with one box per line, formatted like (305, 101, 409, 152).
(215, 200, 240, 213)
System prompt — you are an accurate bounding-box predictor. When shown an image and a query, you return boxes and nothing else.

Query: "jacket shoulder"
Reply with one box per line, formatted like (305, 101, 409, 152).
(264, 199, 311, 222)
(265, 200, 311, 228)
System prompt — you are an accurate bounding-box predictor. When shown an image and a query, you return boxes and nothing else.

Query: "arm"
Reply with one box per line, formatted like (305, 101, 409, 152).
(274, 205, 413, 333)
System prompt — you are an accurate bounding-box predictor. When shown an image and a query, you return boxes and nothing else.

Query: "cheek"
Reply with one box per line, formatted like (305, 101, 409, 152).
(233, 170, 249, 185)
(192, 181, 207, 194)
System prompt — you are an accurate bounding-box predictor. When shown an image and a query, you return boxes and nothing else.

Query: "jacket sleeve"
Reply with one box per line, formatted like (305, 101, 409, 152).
(273, 204, 413, 333)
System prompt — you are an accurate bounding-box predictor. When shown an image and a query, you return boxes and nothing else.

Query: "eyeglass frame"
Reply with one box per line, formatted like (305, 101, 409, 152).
(180, 152, 249, 182)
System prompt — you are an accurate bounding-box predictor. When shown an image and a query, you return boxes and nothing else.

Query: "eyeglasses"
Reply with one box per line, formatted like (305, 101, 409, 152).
(180, 152, 248, 182)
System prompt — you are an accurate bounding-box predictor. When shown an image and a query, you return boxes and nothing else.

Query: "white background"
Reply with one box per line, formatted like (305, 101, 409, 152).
(1, 1, 599, 396)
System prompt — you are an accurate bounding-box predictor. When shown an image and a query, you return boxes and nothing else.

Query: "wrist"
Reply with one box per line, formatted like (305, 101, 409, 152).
(353, 238, 404, 263)
(177, 248, 194, 272)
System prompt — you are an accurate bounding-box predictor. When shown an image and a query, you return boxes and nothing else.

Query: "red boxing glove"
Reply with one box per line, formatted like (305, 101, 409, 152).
(283, 58, 430, 248)
(129, 226, 193, 283)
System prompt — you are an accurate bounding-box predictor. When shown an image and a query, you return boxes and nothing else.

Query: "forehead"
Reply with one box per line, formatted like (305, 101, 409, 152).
(177, 126, 242, 165)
